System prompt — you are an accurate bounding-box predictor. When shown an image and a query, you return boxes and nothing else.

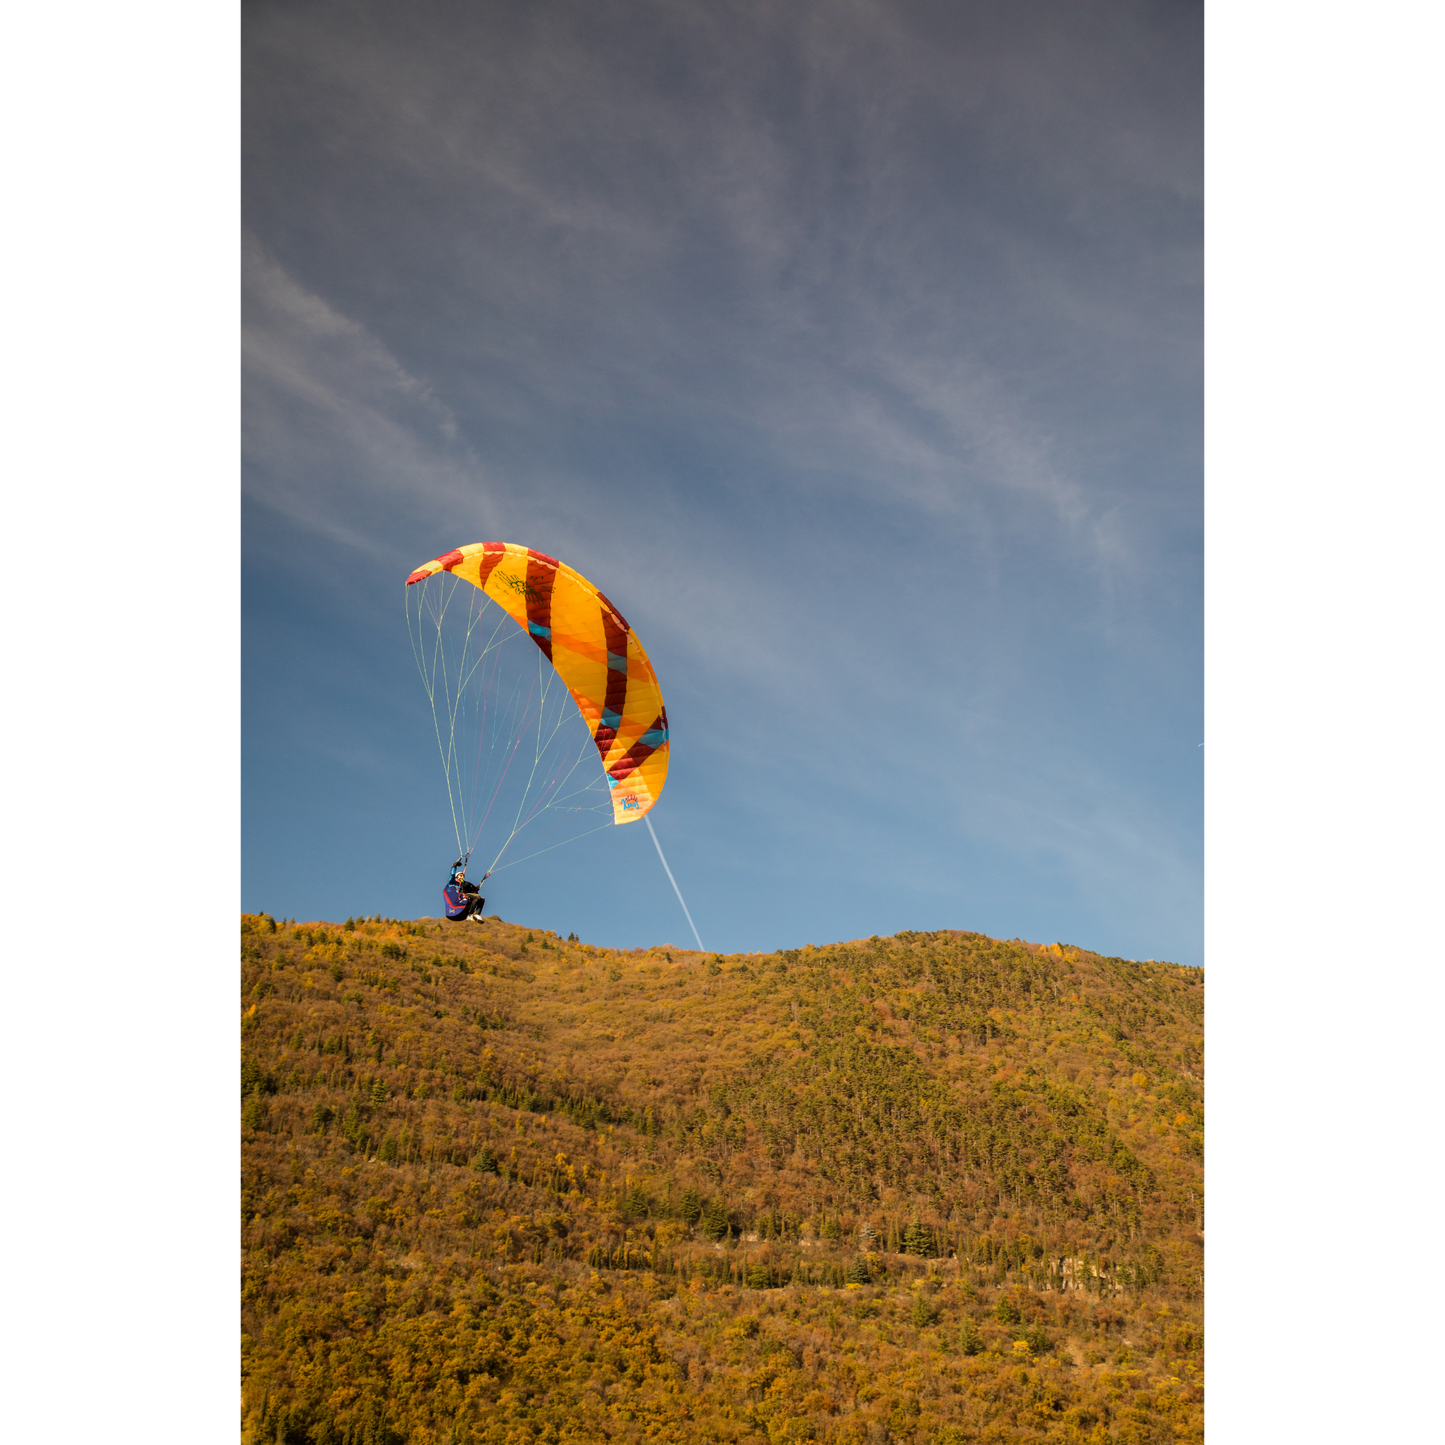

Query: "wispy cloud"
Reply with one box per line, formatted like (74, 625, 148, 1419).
(243, 234, 493, 559)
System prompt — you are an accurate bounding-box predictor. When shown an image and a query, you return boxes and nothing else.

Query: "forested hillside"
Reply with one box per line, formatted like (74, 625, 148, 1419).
(241, 913, 1203, 1445)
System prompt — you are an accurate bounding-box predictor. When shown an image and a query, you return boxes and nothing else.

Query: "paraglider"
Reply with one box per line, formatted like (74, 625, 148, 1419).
(405, 542, 671, 895)
(441, 859, 486, 922)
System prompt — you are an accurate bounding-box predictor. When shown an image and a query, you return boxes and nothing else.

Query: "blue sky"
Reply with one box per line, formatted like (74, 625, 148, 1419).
(243, 0, 1202, 963)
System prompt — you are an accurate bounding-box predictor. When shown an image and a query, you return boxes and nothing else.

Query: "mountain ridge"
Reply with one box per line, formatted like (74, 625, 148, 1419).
(241, 913, 1203, 1444)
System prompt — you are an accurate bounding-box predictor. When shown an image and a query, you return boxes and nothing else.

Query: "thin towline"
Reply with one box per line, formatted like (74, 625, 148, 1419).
(645, 816, 704, 953)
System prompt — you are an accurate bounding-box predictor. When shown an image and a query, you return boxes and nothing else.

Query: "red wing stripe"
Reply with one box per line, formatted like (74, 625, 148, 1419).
(524, 551, 556, 663)
(475, 541, 509, 590)
(606, 713, 667, 782)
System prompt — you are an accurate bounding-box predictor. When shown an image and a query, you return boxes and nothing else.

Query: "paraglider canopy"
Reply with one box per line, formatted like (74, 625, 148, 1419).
(407, 542, 669, 824)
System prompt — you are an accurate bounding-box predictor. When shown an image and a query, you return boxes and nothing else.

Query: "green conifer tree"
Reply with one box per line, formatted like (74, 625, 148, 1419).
(242, 1094, 267, 1133)
(700, 1199, 729, 1240)
(903, 1220, 934, 1256)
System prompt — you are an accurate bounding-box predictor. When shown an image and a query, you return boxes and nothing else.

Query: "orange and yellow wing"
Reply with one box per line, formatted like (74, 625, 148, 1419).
(406, 543, 668, 823)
